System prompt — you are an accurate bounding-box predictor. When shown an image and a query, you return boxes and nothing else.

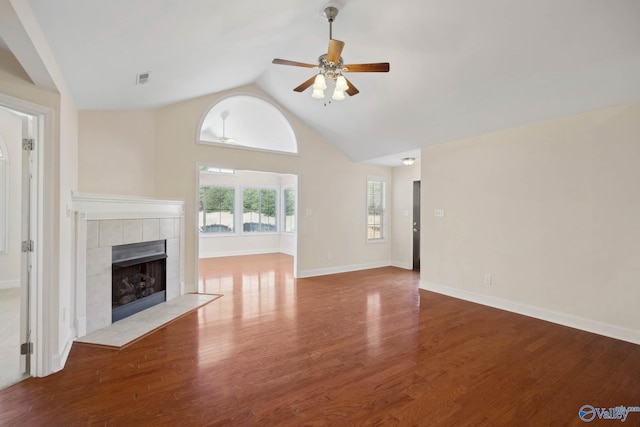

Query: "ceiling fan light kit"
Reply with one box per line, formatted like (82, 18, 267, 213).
(272, 6, 389, 102)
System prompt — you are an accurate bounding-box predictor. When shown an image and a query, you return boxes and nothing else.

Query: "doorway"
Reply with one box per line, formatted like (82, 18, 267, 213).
(412, 180, 420, 271)
(196, 166, 299, 291)
(0, 105, 37, 389)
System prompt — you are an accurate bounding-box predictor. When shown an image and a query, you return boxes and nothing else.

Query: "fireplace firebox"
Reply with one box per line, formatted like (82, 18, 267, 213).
(112, 240, 167, 322)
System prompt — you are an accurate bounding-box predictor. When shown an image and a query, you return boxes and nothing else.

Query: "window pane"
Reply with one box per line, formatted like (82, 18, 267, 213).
(243, 188, 278, 232)
(367, 180, 385, 240)
(283, 188, 296, 233)
(243, 188, 259, 231)
(200, 186, 234, 233)
(260, 189, 276, 231)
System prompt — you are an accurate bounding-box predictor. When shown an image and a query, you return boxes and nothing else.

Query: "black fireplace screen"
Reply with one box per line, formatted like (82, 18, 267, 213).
(112, 260, 165, 308)
(112, 240, 167, 322)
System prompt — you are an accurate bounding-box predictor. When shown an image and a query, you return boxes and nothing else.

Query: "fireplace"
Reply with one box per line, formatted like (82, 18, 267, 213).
(112, 240, 167, 323)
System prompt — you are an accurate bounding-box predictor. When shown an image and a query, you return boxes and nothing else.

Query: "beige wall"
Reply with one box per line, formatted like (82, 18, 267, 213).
(0, 107, 22, 286)
(78, 110, 156, 196)
(391, 162, 420, 269)
(420, 103, 640, 341)
(76, 85, 392, 289)
(0, 49, 59, 111)
(153, 85, 392, 287)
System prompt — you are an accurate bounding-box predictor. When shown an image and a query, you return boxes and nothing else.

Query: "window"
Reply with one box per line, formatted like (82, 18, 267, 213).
(282, 187, 296, 233)
(199, 95, 298, 154)
(243, 188, 277, 232)
(367, 178, 385, 241)
(199, 165, 235, 174)
(199, 186, 235, 233)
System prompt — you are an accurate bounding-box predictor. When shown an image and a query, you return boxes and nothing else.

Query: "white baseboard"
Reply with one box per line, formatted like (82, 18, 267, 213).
(391, 261, 413, 270)
(420, 280, 640, 346)
(199, 248, 281, 259)
(298, 261, 391, 279)
(49, 327, 76, 375)
(0, 279, 20, 290)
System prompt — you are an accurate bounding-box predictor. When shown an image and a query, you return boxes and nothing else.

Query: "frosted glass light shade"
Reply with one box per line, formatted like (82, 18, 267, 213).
(312, 88, 326, 99)
(332, 89, 345, 101)
(313, 74, 327, 90)
(335, 75, 349, 91)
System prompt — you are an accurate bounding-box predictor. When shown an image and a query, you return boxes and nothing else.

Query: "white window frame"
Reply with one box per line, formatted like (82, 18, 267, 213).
(199, 185, 236, 235)
(241, 185, 279, 234)
(281, 186, 296, 234)
(366, 176, 387, 243)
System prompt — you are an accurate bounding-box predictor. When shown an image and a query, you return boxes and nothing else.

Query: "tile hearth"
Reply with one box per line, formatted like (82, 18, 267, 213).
(75, 293, 220, 348)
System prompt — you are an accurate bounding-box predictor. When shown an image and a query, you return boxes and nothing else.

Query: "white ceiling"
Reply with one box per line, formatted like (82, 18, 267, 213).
(23, 0, 640, 165)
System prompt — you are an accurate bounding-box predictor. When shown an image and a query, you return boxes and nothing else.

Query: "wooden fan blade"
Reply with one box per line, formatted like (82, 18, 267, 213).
(293, 75, 317, 92)
(343, 77, 360, 96)
(342, 62, 390, 72)
(272, 58, 318, 68)
(326, 39, 345, 65)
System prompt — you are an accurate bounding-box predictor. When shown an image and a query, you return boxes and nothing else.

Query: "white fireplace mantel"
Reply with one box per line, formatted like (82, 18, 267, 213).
(72, 193, 185, 338)
(72, 192, 185, 220)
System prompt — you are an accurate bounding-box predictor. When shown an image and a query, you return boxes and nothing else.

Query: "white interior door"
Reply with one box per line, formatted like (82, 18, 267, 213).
(0, 106, 36, 389)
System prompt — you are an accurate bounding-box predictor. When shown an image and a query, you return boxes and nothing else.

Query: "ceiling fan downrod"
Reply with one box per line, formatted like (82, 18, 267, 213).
(324, 6, 339, 40)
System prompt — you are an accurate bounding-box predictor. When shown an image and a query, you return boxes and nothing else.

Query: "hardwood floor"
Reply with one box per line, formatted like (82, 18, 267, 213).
(1, 253, 638, 426)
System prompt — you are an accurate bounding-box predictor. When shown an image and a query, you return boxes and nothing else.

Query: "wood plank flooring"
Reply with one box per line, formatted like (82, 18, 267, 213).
(1, 253, 639, 426)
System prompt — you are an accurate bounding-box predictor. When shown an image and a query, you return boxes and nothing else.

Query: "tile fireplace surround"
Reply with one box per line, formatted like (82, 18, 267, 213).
(73, 193, 185, 338)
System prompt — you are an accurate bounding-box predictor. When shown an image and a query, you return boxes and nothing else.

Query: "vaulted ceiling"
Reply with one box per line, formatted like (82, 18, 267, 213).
(8, 0, 640, 165)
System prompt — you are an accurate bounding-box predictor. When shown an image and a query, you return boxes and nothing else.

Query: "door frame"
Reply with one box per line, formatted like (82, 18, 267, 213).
(0, 92, 54, 378)
(412, 180, 420, 271)
(194, 164, 300, 290)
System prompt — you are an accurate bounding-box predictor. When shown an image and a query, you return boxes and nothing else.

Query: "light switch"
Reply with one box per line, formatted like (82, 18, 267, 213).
(434, 209, 445, 217)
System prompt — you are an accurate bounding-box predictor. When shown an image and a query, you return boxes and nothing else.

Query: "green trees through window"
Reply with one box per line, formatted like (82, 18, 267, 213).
(243, 188, 277, 232)
(200, 185, 295, 235)
(199, 186, 234, 233)
(283, 188, 296, 233)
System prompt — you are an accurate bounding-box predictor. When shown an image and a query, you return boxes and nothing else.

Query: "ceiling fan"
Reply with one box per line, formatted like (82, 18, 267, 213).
(272, 6, 390, 101)
(215, 111, 236, 144)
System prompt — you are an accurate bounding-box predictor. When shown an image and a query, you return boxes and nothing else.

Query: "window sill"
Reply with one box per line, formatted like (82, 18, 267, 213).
(367, 238, 387, 244)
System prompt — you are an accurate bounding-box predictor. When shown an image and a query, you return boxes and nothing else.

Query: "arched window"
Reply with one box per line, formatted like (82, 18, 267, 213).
(198, 95, 297, 154)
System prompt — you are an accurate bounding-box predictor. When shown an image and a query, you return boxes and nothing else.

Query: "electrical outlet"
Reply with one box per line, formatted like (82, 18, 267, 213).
(327, 253, 332, 260)
(484, 274, 492, 285)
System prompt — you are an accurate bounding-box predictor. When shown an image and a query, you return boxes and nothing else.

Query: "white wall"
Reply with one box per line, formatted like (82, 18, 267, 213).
(420, 103, 640, 344)
(198, 169, 295, 258)
(0, 107, 22, 288)
(78, 110, 156, 196)
(391, 162, 420, 270)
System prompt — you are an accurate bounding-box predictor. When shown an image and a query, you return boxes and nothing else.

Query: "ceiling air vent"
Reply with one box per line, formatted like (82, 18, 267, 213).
(136, 71, 150, 85)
